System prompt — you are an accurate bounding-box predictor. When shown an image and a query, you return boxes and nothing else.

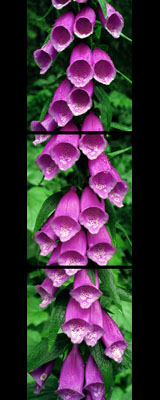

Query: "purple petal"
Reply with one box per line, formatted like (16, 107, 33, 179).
(107, 167, 129, 207)
(84, 355, 105, 400)
(66, 43, 94, 87)
(79, 134, 107, 159)
(84, 300, 105, 346)
(67, 81, 93, 116)
(98, 1, 124, 39)
(31, 113, 57, 132)
(58, 229, 88, 266)
(49, 79, 73, 127)
(61, 297, 90, 343)
(79, 186, 109, 234)
(46, 241, 62, 266)
(30, 361, 54, 393)
(50, 134, 80, 170)
(33, 134, 51, 146)
(65, 269, 82, 276)
(33, 40, 57, 74)
(87, 225, 116, 265)
(45, 268, 70, 287)
(102, 310, 128, 363)
(70, 270, 102, 308)
(60, 121, 79, 131)
(35, 278, 57, 307)
(52, 0, 71, 10)
(92, 48, 116, 85)
(36, 135, 59, 180)
(88, 153, 117, 199)
(81, 112, 104, 131)
(50, 11, 74, 52)
(33, 215, 58, 256)
(74, 7, 96, 38)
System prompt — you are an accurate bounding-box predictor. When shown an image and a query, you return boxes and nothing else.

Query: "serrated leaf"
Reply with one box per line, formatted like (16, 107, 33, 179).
(87, 269, 96, 285)
(97, 0, 107, 18)
(90, 341, 113, 394)
(94, 86, 112, 131)
(98, 269, 122, 310)
(47, 288, 70, 352)
(33, 191, 64, 235)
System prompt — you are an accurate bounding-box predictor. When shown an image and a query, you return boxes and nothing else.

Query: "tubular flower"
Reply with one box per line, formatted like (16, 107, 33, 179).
(73, 0, 88, 3)
(61, 297, 91, 344)
(98, 1, 124, 39)
(29, 361, 54, 394)
(79, 134, 107, 160)
(70, 269, 102, 309)
(67, 81, 94, 116)
(88, 153, 117, 199)
(81, 112, 104, 131)
(66, 43, 94, 88)
(79, 186, 109, 234)
(52, 0, 71, 10)
(33, 134, 51, 146)
(48, 78, 73, 127)
(35, 277, 57, 308)
(33, 40, 57, 74)
(84, 300, 105, 347)
(33, 215, 58, 256)
(36, 135, 59, 180)
(73, 7, 96, 39)
(49, 134, 80, 171)
(30, 113, 57, 132)
(50, 11, 74, 52)
(50, 187, 81, 242)
(87, 225, 116, 266)
(65, 269, 82, 276)
(45, 269, 70, 287)
(102, 310, 128, 363)
(84, 355, 105, 400)
(55, 344, 85, 400)
(46, 242, 62, 266)
(92, 48, 116, 85)
(58, 229, 88, 266)
(107, 167, 129, 207)
(60, 121, 79, 131)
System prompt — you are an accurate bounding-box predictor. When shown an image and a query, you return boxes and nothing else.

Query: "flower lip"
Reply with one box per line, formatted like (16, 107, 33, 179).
(94, 59, 116, 85)
(51, 216, 81, 242)
(51, 26, 72, 52)
(89, 171, 117, 199)
(55, 388, 85, 400)
(74, 18, 92, 38)
(34, 50, 51, 71)
(70, 285, 102, 308)
(34, 232, 57, 256)
(67, 60, 93, 87)
(52, 0, 71, 9)
(36, 154, 59, 181)
(30, 121, 46, 132)
(61, 318, 91, 344)
(49, 100, 73, 127)
(107, 13, 122, 31)
(79, 134, 107, 159)
(58, 251, 88, 266)
(104, 340, 128, 363)
(67, 89, 91, 116)
(50, 142, 80, 170)
(79, 206, 109, 234)
(87, 242, 116, 266)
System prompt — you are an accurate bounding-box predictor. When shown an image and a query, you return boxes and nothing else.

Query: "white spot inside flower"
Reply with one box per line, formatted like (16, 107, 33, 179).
(60, 224, 72, 238)
(109, 193, 120, 202)
(46, 165, 55, 175)
(59, 155, 71, 166)
(41, 242, 51, 254)
(111, 346, 122, 360)
(65, 257, 81, 266)
(95, 183, 106, 190)
(40, 373, 47, 381)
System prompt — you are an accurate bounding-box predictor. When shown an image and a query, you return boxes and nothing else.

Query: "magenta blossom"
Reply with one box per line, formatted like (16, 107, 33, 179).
(74, 0, 88, 3)
(84, 300, 105, 347)
(87, 225, 116, 266)
(36, 135, 59, 180)
(70, 269, 102, 309)
(52, 0, 71, 10)
(60, 121, 79, 131)
(58, 229, 88, 266)
(49, 134, 80, 171)
(29, 361, 54, 394)
(33, 215, 58, 256)
(107, 167, 129, 207)
(46, 242, 62, 266)
(65, 269, 82, 276)
(33, 40, 57, 74)
(79, 187, 109, 234)
(50, 11, 74, 52)
(30, 113, 57, 132)
(67, 81, 94, 116)
(55, 344, 85, 400)
(50, 187, 81, 242)
(98, 1, 124, 38)
(84, 354, 105, 400)
(79, 134, 107, 160)
(92, 48, 116, 85)
(49, 79, 73, 127)
(81, 112, 104, 131)
(61, 297, 91, 344)
(33, 134, 51, 146)
(66, 43, 94, 87)
(74, 7, 96, 39)
(88, 153, 117, 199)
(102, 310, 128, 363)
(35, 277, 57, 308)
(44, 269, 70, 287)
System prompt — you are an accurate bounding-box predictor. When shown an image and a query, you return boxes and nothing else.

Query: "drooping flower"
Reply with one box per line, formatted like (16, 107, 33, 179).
(84, 354, 105, 400)
(102, 310, 128, 363)
(70, 269, 102, 309)
(33, 134, 51, 146)
(79, 134, 107, 160)
(50, 187, 81, 242)
(73, 7, 96, 38)
(45, 269, 70, 287)
(84, 300, 105, 347)
(29, 361, 54, 394)
(33, 40, 58, 74)
(98, 1, 124, 38)
(50, 11, 74, 52)
(49, 134, 80, 171)
(107, 167, 129, 207)
(52, 0, 71, 10)
(66, 43, 94, 87)
(48, 78, 73, 127)
(58, 229, 88, 266)
(60, 121, 79, 131)
(55, 344, 85, 400)
(36, 135, 59, 180)
(35, 277, 57, 308)
(33, 215, 58, 256)
(81, 112, 104, 131)
(46, 241, 62, 266)
(67, 81, 93, 116)
(87, 225, 116, 266)
(79, 187, 109, 234)
(92, 48, 116, 85)
(30, 113, 57, 132)
(65, 269, 82, 276)
(61, 297, 91, 344)
(88, 153, 117, 199)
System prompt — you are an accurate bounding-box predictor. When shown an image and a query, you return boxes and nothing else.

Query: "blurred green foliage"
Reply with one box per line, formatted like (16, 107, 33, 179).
(27, 134, 132, 266)
(27, 0, 132, 131)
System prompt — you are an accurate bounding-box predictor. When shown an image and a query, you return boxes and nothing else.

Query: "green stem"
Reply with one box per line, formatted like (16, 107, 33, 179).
(120, 32, 132, 43)
(116, 69, 132, 84)
(37, 5, 53, 21)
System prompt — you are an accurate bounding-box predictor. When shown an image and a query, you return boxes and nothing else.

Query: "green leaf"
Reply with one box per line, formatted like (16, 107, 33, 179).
(47, 288, 70, 352)
(87, 269, 96, 285)
(33, 191, 64, 235)
(105, 200, 117, 247)
(27, 375, 58, 400)
(116, 69, 132, 85)
(95, 25, 102, 39)
(94, 86, 112, 131)
(117, 287, 132, 303)
(111, 122, 132, 131)
(116, 223, 132, 248)
(107, 146, 132, 159)
(39, 99, 52, 122)
(90, 341, 113, 394)
(27, 334, 71, 372)
(27, 187, 52, 232)
(97, 0, 107, 18)
(98, 269, 122, 310)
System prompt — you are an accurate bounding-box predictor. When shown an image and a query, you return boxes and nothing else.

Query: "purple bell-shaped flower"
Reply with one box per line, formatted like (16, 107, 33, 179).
(33, 134, 51, 146)
(29, 361, 54, 394)
(84, 354, 105, 400)
(49, 134, 80, 171)
(102, 310, 128, 363)
(61, 297, 91, 344)
(70, 269, 102, 309)
(36, 135, 59, 180)
(84, 300, 105, 347)
(79, 134, 107, 160)
(79, 187, 109, 234)
(87, 225, 116, 266)
(35, 277, 57, 308)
